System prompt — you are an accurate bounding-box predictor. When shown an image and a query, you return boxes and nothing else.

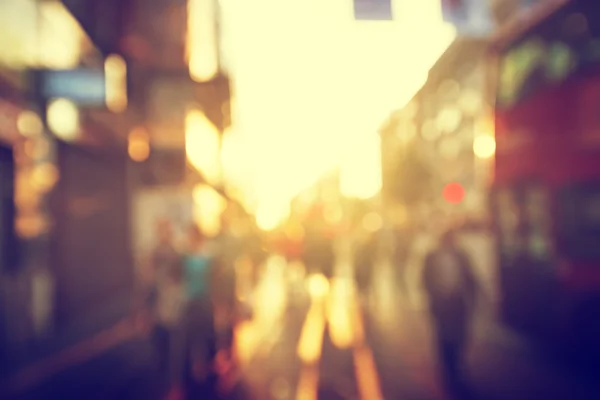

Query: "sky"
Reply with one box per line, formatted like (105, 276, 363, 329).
(218, 0, 456, 229)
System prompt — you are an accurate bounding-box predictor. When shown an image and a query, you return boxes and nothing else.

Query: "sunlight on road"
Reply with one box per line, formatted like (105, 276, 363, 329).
(296, 301, 327, 365)
(296, 273, 329, 400)
(296, 273, 383, 400)
(371, 260, 402, 325)
(297, 274, 329, 364)
(235, 256, 288, 365)
(326, 277, 355, 350)
(354, 345, 384, 400)
(350, 281, 384, 400)
(295, 366, 319, 400)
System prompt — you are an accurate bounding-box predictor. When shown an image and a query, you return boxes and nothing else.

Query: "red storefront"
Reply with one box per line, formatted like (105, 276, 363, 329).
(490, 0, 600, 356)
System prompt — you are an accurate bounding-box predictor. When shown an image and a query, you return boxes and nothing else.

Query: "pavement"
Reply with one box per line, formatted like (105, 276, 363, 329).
(5, 255, 600, 400)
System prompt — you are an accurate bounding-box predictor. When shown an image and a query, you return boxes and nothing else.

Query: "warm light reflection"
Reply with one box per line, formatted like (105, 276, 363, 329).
(31, 164, 59, 193)
(17, 111, 43, 137)
(354, 345, 384, 400)
(327, 292, 354, 349)
(474, 111, 496, 159)
(297, 300, 326, 365)
(473, 135, 496, 159)
(47, 98, 80, 141)
(235, 255, 287, 365)
(296, 366, 319, 400)
(105, 54, 128, 113)
(192, 184, 227, 237)
(187, 0, 219, 82)
(256, 198, 290, 231)
(16, 214, 49, 239)
(128, 127, 150, 162)
(186, 109, 222, 184)
(306, 274, 329, 299)
(23, 138, 50, 160)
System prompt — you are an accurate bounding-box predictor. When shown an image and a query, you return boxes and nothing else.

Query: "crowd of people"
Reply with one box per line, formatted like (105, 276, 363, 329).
(141, 218, 240, 400)
(138, 212, 487, 399)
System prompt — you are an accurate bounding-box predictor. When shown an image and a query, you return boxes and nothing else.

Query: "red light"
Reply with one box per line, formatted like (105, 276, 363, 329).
(443, 182, 465, 204)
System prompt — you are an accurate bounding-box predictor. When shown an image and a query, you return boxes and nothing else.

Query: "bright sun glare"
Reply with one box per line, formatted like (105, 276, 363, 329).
(220, 0, 456, 229)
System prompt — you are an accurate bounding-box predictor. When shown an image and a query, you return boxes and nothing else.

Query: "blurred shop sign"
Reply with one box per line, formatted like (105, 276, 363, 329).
(354, 0, 393, 20)
(32, 69, 106, 106)
(441, 0, 493, 36)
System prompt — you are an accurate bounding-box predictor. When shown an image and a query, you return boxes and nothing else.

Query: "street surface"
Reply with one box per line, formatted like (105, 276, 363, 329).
(6, 255, 600, 399)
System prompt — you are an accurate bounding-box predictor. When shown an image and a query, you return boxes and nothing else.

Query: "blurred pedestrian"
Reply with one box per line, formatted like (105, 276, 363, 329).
(182, 224, 217, 386)
(422, 227, 479, 390)
(154, 257, 186, 400)
(147, 219, 181, 318)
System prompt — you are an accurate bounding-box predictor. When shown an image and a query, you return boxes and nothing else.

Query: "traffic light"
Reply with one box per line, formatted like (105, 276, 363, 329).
(443, 182, 465, 204)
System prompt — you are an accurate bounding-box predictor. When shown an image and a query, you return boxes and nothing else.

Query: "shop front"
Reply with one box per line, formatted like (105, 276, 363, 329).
(0, 101, 18, 273)
(0, 94, 23, 370)
(0, 0, 133, 381)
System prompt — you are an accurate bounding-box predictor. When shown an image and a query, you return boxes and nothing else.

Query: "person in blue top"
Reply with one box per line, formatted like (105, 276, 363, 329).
(182, 224, 217, 386)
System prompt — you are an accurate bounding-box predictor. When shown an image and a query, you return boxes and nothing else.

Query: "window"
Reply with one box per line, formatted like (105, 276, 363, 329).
(492, 183, 553, 263)
(497, 0, 600, 108)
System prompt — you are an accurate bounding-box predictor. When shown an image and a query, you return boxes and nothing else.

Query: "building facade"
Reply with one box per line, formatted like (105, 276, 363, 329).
(1, 0, 232, 386)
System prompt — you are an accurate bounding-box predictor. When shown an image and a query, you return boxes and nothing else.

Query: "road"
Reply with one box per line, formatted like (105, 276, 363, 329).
(6, 255, 600, 399)
(237, 257, 600, 400)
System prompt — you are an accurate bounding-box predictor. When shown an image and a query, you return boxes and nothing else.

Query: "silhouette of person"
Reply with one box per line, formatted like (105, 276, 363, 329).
(423, 227, 478, 391)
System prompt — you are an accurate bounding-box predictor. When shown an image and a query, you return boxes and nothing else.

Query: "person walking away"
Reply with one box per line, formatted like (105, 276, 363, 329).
(154, 258, 187, 400)
(147, 219, 181, 322)
(182, 225, 217, 387)
(212, 218, 244, 349)
(146, 219, 184, 372)
(422, 228, 479, 392)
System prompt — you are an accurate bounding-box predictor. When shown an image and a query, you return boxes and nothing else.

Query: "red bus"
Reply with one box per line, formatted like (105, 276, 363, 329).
(490, 0, 600, 358)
